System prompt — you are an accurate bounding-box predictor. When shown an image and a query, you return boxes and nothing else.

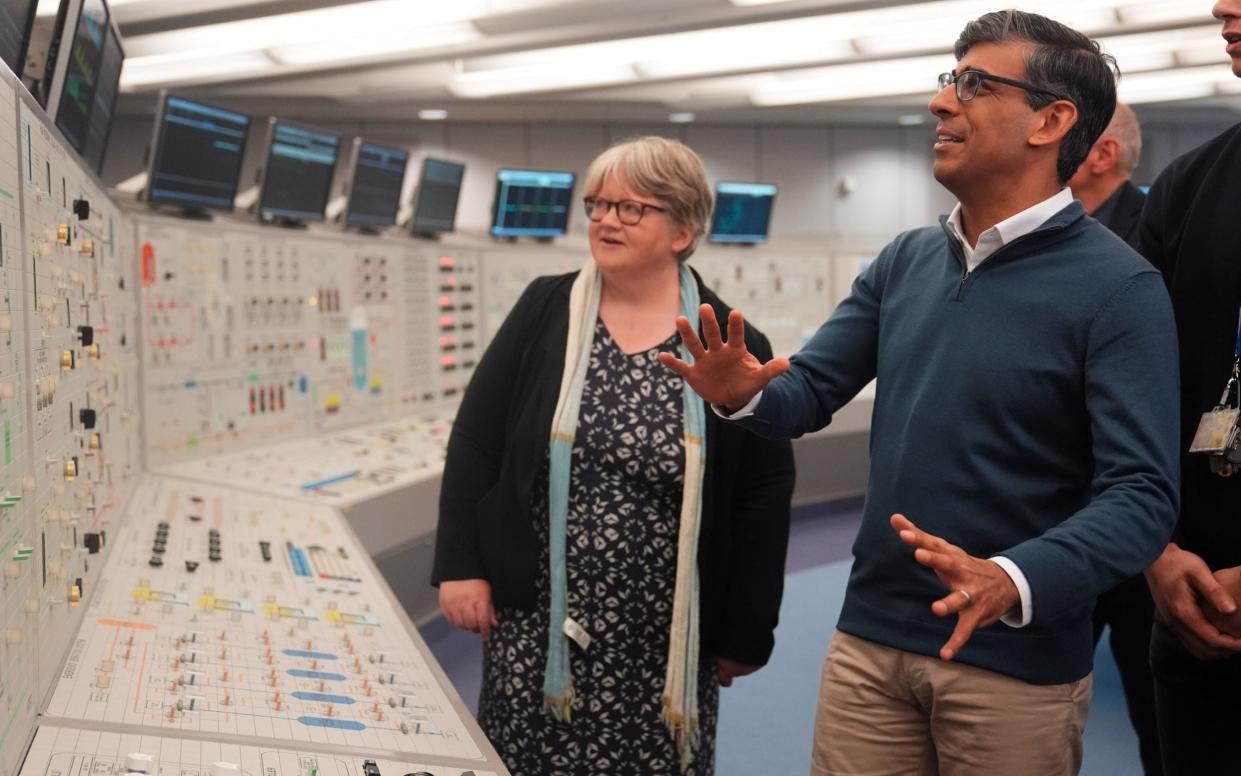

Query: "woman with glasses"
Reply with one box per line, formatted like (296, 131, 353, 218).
(432, 136, 794, 775)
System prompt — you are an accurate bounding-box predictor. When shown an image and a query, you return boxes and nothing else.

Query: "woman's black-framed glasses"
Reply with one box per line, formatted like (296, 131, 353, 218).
(937, 70, 1068, 103)
(583, 197, 666, 226)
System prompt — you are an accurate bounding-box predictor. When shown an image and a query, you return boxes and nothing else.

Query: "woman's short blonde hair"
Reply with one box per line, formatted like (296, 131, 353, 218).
(582, 136, 713, 261)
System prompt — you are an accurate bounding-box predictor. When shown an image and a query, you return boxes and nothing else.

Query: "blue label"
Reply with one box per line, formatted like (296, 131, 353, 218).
(292, 692, 354, 705)
(282, 649, 338, 660)
(287, 669, 346, 681)
(298, 717, 366, 731)
(352, 328, 367, 390)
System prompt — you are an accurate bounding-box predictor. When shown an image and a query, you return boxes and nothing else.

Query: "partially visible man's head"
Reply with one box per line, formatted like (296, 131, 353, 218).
(952, 10, 1117, 184)
(1066, 102, 1141, 194)
(1214, 0, 1241, 77)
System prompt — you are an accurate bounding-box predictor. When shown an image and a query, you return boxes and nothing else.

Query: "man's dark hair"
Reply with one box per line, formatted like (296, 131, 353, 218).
(955, 9, 1118, 184)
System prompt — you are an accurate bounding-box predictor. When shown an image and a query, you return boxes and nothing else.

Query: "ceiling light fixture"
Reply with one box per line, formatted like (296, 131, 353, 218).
(418, 109, 448, 120)
(119, 50, 276, 89)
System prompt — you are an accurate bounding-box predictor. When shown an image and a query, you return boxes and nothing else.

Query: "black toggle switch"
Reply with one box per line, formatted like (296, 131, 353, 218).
(77, 325, 93, 346)
(79, 408, 97, 429)
(73, 199, 90, 220)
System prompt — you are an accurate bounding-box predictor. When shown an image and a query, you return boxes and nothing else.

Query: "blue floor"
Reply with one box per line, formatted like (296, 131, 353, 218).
(424, 504, 1143, 775)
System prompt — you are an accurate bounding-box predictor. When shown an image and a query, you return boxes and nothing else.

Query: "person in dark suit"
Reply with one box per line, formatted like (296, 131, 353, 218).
(1067, 102, 1145, 249)
(1140, 2, 1241, 774)
(1067, 101, 1162, 776)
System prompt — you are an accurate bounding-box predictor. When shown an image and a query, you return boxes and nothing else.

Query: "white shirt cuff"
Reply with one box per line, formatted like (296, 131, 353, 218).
(711, 390, 763, 420)
(989, 556, 1032, 628)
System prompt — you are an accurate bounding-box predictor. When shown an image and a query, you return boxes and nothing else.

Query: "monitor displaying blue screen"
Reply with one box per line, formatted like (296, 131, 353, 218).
(491, 168, 575, 238)
(148, 96, 251, 211)
(710, 182, 778, 244)
(78, 21, 121, 174)
(344, 141, 408, 227)
(259, 122, 340, 222)
(54, 0, 117, 160)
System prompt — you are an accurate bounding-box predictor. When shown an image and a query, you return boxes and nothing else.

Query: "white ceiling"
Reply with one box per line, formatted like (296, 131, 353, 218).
(83, 0, 1241, 126)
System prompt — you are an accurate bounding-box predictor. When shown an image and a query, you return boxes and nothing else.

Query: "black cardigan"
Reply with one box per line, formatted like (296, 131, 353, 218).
(431, 270, 796, 666)
(1094, 179, 1145, 251)
(1139, 122, 1241, 571)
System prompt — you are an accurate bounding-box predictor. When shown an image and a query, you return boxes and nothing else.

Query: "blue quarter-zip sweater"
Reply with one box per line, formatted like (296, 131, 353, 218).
(740, 201, 1179, 684)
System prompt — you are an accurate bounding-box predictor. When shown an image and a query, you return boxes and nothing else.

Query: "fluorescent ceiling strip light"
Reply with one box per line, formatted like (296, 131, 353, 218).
(119, 50, 276, 89)
(123, 0, 485, 58)
(448, 63, 637, 97)
(854, 7, 1119, 55)
(1121, 84, 1217, 104)
(749, 54, 951, 106)
(457, 0, 1188, 97)
(1117, 2, 1216, 26)
(1117, 63, 1236, 103)
(266, 22, 481, 66)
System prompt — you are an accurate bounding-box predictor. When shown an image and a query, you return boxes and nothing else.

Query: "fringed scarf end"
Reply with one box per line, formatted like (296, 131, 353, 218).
(544, 688, 575, 723)
(661, 703, 700, 774)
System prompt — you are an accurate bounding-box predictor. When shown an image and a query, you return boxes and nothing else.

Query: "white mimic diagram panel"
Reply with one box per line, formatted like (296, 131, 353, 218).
(136, 216, 479, 466)
(0, 69, 143, 776)
(22, 726, 498, 776)
(0, 67, 37, 776)
(42, 475, 487, 765)
(155, 413, 452, 509)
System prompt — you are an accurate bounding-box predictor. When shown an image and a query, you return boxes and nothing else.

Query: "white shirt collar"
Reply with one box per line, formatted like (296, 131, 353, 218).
(946, 188, 1075, 272)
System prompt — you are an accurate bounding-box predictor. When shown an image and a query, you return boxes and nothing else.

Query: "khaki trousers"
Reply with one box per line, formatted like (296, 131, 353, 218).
(810, 631, 1092, 776)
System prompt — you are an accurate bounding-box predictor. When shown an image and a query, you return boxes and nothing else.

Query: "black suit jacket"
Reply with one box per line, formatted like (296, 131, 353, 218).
(1094, 180, 1145, 251)
(1139, 123, 1241, 571)
(432, 269, 796, 666)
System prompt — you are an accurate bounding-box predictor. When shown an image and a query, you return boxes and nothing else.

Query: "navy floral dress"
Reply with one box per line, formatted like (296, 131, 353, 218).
(478, 319, 719, 775)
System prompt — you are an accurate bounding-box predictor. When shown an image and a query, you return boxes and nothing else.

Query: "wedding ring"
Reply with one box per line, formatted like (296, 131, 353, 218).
(957, 589, 973, 606)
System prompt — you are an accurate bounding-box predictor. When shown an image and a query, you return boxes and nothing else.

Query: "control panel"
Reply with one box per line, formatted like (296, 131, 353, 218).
(155, 413, 452, 508)
(0, 71, 144, 776)
(0, 69, 36, 776)
(692, 245, 836, 358)
(476, 246, 578, 346)
(22, 725, 499, 776)
(408, 248, 479, 409)
(136, 218, 480, 465)
(42, 476, 488, 765)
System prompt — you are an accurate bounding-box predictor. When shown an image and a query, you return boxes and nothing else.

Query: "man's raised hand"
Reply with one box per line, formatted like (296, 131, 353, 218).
(658, 304, 790, 412)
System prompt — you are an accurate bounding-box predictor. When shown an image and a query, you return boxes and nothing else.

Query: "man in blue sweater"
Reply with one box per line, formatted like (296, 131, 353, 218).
(661, 10, 1179, 776)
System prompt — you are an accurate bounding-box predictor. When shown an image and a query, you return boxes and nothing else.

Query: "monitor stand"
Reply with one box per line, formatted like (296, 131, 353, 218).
(176, 206, 213, 221)
(263, 216, 308, 229)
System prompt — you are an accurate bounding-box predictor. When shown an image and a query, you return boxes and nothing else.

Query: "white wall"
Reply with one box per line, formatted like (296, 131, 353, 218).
(101, 115, 1236, 243)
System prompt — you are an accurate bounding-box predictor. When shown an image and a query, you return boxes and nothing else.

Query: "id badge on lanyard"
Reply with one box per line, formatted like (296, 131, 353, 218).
(1189, 309, 1241, 476)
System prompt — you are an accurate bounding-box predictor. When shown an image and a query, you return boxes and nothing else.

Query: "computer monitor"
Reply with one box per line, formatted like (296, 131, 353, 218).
(45, 0, 124, 169)
(710, 182, 778, 244)
(491, 168, 575, 239)
(343, 139, 408, 229)
(410, 157, 465, 236)
(0, 0, 37, 78)
(257, 119, 341, 224)
(146, 93, 251, 213)
(78, 19, 121, 174)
